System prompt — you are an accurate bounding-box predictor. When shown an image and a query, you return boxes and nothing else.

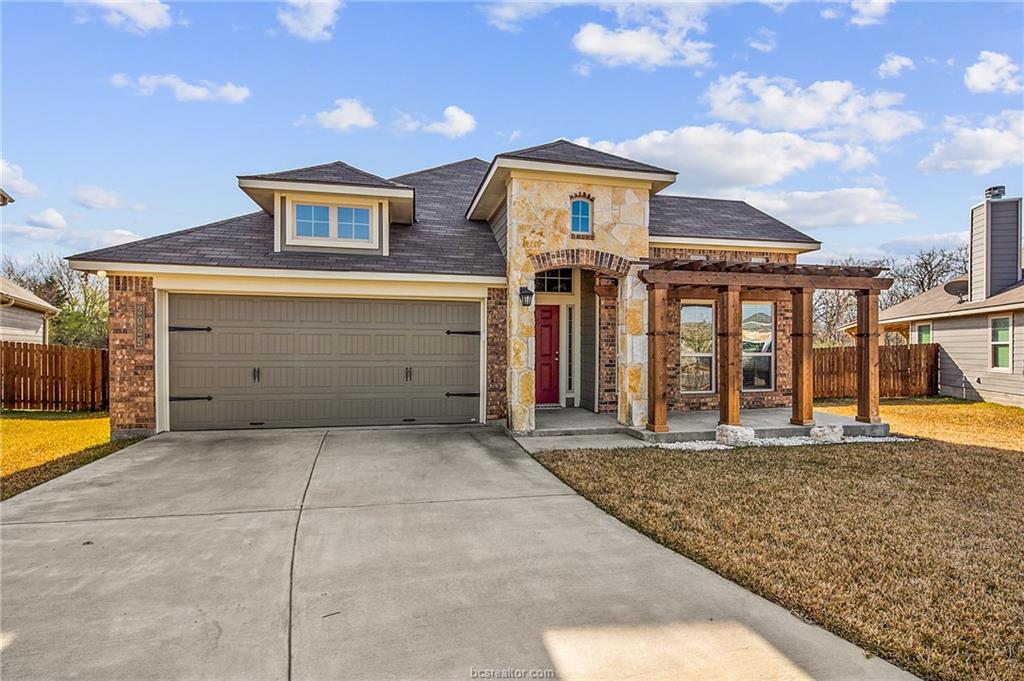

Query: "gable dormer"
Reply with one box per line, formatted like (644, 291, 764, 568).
(238, 161, 414, 256)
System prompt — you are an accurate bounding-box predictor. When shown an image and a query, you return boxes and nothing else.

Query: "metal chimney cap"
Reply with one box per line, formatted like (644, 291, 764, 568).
(985, 185, 1006, 199)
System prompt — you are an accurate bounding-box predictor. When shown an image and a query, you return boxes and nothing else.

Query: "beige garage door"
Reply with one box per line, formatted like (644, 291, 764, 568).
(168, 294, 481, 430)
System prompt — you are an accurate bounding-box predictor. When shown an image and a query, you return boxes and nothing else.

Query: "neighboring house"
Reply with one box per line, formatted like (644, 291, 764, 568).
(868, 186, 1023, 407)
(68, 140, 825, 439)
(0, 187, 14, 206)
(0, 277, 59, 343)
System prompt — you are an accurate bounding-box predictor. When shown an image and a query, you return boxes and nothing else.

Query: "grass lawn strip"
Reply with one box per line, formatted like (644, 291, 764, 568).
(1, 438, 140, 500)
(535, 440, 1024, 681)
(1, 410, 111, 476)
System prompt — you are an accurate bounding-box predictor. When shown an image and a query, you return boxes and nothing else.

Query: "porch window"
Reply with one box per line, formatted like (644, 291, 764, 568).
(915, 322, 932, 345)
(536, 268, 573, 293)
(680, 303, 714, 392)
(741, 302, 774, 390)
(990, 315, 1011, 370)
(571, 199, 591, 234)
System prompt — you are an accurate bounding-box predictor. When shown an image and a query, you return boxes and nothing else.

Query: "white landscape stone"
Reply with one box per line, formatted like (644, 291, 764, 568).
(809, 424, 844, 443)
(715, 424, 756, 446)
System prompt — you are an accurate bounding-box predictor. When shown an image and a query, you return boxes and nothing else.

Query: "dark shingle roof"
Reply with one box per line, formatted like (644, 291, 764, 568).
(238, 161, 409, 189)
(497, 140, 675, 175)
(649, 195, 819, 245)
(69, 159, 505, 277)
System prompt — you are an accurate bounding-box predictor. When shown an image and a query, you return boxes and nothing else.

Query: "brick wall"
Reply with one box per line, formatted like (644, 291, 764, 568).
(486, 287, 508, 421)
(651, 247, 796, 412)
(108, 275, 156, 438)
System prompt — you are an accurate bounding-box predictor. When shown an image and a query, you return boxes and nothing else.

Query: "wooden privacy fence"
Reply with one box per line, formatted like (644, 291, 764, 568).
(1, 342, 108, 411)
(814, 343, 938, 399)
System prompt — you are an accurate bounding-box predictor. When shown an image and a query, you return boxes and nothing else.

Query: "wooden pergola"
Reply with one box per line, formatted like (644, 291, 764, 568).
(640, 260, 893, 433)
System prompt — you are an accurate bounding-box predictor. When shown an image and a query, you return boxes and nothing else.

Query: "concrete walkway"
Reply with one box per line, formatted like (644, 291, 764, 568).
(1, 426, 914, 680)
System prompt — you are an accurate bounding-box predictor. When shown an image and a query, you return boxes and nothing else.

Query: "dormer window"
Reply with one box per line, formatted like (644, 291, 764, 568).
(571, 197, 592, 235)
(287, 196, 379, 249)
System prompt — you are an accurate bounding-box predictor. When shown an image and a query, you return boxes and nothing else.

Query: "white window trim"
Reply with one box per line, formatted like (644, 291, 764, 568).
(742, 301, 775, 392)
(570, 197, 593, 235)
(989, 314, 1013, 372)
(912, 321, 932, 345)
(680, 300, 716, 394)
(286, 194, 380, 250)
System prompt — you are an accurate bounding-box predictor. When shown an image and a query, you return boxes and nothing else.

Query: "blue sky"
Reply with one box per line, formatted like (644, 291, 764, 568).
(2, 1, 1022, 263)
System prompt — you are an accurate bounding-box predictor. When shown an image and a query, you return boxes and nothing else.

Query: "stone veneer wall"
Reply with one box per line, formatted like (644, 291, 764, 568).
(597, 289, 618, 412)
(109, 275, 156, 438)
(650, 247, 797, 411)
(485, 287, 508, 421)
(504, 176, 650, 433)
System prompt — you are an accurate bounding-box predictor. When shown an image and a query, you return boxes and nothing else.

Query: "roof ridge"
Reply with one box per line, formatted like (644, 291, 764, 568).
(391, 157, 487, 181)
(653, 194, 745, 203)
(497, 139, 567, 156)
(238, 160, 406, 188)
(68, 211, 267, 261)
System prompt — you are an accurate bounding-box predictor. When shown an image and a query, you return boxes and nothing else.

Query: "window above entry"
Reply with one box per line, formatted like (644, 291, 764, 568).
(287, 196, 381, 249)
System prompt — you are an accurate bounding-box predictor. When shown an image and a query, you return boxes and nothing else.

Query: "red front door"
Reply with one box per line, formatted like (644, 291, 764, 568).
(535, 305, 560, 404)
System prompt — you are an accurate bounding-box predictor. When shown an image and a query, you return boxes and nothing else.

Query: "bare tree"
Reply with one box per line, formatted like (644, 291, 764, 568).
(3, 254, 108, 348)
(813, 255, 891, 347)
(886, 245, 968, 304)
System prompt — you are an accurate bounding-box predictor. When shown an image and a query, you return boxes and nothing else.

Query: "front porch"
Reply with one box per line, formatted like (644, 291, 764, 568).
(532, 406, 888, 443)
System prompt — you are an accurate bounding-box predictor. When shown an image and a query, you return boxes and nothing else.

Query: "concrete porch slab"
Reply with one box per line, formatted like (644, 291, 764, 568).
(515, 433, 653, 453)
(528, 407, 889, 444)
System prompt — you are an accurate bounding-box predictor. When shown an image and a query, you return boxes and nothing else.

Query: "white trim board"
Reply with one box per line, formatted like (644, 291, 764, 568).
(649, 236, 819, 253)
(69, 260, 507, 286)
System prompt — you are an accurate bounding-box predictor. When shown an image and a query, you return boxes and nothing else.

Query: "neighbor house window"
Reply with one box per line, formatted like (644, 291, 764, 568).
(742, 302, 774, 390)
(915, 323, 932, 345)
(571, 198, 591, 235)
(536, 268, 573, 293)
(296, 204, 330, 238)
(990, 315, 1011, 370)
(292, 201, 376, 246)
(680, 303, 714, 392)
(337, 206, 371, 241)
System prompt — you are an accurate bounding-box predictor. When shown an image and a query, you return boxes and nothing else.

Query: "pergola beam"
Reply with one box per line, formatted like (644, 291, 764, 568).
(640, 268, 892, 291)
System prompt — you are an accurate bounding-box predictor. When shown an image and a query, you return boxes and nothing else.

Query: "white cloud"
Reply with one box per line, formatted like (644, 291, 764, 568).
(71, 0, 173, 34)
(704, 72, 924, 143)
(27, 209, 67, 230)
(571, 4, 715, 70)
(919, 110, 1023, 175)
(849, 0, 892, 27)
(483, 1, 562, 31)
(277, 0, 343, 41)
(879, 231, 967, 256)
(74, 185, 123, 209)
(575, 126, 847, 193)
(820, 6, 842, 19)
(877, 53, 914, 79)
(110, 73, 251, 103)
(964, 51, 1022, 94)
(0, 159, 41, 198)
(840, 144, 878, 169)
(313, 98, 377, 132)
(747, 27, 776, 53)
(399, 106, 477, 138)
(738, 187, 915, 228)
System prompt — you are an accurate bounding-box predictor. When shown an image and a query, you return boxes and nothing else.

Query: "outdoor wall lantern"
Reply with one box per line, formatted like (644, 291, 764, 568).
(518, 286, 535, 307)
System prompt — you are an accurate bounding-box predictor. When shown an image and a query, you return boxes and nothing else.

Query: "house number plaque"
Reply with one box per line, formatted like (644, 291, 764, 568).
(135, 303, 146, 350)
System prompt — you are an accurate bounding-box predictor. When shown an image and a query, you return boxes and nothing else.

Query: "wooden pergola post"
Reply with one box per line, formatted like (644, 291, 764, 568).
(646, 284, 669, 432)
(717, 285, 741, 426)
(856, 289, 881, 424)
(790, 287, 815, 426)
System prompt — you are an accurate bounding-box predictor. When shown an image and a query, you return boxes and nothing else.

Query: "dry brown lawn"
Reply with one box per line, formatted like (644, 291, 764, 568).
(536, 440, 1024, 681)
(817, 396, 1024, 451)
(1, 411, 138, 499)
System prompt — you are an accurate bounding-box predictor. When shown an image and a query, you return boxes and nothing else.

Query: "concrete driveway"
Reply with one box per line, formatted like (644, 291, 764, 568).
(1, 426, 913, 681)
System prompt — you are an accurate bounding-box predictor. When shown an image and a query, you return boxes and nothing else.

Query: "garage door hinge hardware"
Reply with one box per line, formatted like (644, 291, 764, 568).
(169, 325, 212, 332)
(445, 330, 481, 336)
(445, 392, 481, 398)
(169, 395, 213, 402)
